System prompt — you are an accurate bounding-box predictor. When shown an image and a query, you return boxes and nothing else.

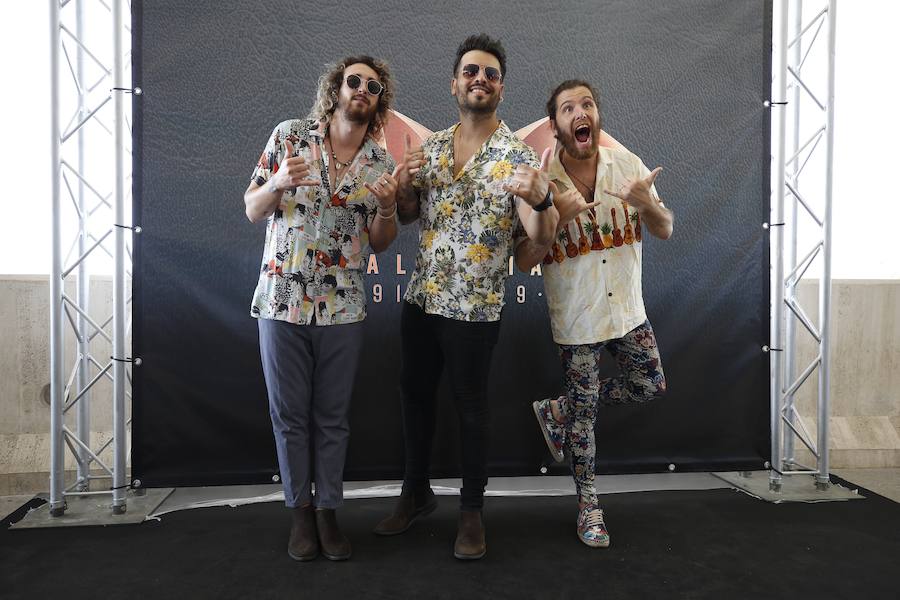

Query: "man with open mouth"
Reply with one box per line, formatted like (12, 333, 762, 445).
(515, 79, 673, 549)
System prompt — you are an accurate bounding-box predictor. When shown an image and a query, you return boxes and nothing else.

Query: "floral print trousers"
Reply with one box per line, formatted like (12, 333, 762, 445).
(557, 320, 666, 505)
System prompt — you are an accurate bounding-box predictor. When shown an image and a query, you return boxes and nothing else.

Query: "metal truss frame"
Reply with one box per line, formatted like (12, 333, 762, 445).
(45, 0, 837, 514)
(49, 0, 137, 515)
(768, 0, 836, 491)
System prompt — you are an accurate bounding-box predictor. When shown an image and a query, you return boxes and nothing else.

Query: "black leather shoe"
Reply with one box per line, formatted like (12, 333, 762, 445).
(373, 488, 438, 536)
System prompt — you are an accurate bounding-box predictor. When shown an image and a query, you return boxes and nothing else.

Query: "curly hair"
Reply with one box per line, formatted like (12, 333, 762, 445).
(308, 55, 394, 138)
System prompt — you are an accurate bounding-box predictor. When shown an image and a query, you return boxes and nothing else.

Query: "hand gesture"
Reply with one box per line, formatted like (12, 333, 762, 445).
(604, 167, 662, 211)
(270, 140, 321, 191)
(551, 181, 602, 227)
(397, 133, 425, 190)
(364, 164, 403, 210)
(503, 147, 552, 208)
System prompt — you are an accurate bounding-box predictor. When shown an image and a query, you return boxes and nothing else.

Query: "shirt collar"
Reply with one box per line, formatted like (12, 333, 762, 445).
(549, 144, 613, 186)
(315, 121, 386, 163)
(447, 119, 512, 152)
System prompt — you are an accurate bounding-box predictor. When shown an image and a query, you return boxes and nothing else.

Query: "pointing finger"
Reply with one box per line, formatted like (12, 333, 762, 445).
(539, 147, 552, 172)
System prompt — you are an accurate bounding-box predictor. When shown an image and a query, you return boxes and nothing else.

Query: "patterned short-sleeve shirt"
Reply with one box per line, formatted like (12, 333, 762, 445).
(540, 145, 659, 344)
(404, 121, 538, 322)
(249, 118, 395, 326)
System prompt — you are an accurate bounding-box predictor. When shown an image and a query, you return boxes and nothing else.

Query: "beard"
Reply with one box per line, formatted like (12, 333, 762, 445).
(341, 95, 377, 126)
(456, 84, 501, 116)
(556, 117, 601, 160)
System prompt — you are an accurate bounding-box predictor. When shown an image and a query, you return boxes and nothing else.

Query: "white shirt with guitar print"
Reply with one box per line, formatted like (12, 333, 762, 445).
(541, 146, 659, 345)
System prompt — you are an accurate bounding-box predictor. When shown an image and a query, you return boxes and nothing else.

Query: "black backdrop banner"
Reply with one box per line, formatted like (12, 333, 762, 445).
(132, 0, 772, 486)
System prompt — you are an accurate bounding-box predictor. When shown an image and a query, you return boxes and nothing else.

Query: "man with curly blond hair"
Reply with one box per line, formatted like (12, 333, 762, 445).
(243, 55, 400, 562)
(372, 35, 559, 560)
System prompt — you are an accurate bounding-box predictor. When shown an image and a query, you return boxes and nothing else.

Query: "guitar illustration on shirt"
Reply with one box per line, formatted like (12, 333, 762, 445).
(611, 208, 624, 247)
(562, 225, 578, 258)
(575, 216, 591, 255)
(553, 239, 565, 263)
(622, 202, 634, 245)
(587, 209, 604, 251)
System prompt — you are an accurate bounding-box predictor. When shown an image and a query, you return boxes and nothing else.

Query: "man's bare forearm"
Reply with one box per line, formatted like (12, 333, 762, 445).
(396, 184, 420, 224)
(244, 182, 282, 224)
(638, 200, 673, 240)
(515, 237, 553, 272)
(523, 206, 559, 247)
(369, 211, 398, 253)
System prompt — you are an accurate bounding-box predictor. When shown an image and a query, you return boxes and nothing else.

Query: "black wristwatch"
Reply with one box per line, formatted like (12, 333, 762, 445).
(533, 189, 553, 212)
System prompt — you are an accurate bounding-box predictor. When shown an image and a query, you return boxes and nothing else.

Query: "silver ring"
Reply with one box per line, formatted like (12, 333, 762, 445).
(515, 182, 521, 191)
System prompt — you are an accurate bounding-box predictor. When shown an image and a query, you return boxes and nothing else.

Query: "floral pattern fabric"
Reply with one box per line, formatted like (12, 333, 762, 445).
(556, 320, 666, 506)
(248, 118, 395, 326)
(404, 121, 538, 322)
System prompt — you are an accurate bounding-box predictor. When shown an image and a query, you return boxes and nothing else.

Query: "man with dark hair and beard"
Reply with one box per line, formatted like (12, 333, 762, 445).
(243, 56, 400, 562)
(373, 34, 559, 560)
(515, 79, 673, 549)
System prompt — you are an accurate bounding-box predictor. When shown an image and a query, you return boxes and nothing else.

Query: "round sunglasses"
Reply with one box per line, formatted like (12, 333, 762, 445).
(460, 63, 502, 83)
(345, 74, 384, 96)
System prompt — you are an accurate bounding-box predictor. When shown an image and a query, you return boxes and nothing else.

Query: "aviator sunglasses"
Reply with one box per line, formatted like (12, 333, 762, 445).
(460, 63, 502, 82)
(345, 74, 384, 96)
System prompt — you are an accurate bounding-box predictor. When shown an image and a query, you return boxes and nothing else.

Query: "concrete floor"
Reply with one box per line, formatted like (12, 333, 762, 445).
(2, 468, 897, 523)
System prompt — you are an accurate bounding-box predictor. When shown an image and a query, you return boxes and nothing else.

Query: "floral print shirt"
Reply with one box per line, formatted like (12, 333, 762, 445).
(249, 118, 395, 326)
(404, 121, 538, 322)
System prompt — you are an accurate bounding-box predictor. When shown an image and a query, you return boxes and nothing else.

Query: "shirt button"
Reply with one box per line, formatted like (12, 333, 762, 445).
(608, 292, 613, 297)
(602, 259, 607, 264)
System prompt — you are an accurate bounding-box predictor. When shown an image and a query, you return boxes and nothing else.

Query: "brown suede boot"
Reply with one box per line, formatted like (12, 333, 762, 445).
(288, 505, 318, 561)
(315, 508, 351, 561)
(373, 488, 438, 536)
(453, 510, 486, 560)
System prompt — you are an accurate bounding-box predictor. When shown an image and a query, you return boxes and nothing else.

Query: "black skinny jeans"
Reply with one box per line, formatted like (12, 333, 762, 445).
(399, 301, 501, 511)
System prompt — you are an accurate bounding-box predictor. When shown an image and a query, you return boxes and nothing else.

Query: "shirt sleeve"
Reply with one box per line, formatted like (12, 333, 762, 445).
(524, 146, 540, 170)
(412, 136, 432, 191)
(250, 124, 287, 186)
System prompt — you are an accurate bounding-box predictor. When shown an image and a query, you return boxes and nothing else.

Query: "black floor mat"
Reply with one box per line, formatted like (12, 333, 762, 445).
(1, 484, 897, 599)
